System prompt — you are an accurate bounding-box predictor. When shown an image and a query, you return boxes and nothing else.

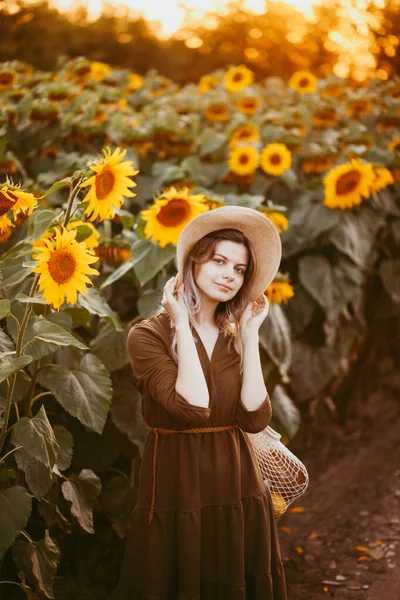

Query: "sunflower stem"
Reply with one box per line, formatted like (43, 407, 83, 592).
(63, 175, 84, 227)
(0, 274, 39, 455)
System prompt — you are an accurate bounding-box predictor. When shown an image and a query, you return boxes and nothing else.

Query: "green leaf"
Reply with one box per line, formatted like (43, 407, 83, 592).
(29, 209, 59, 240)
(32, 320, 88, 350)
(259, 304, 292, 383)
(290, 341, 338, 401)
(37, 353, 112, 434)
(114, 208, 134, 230)
(199, 128, 226, 156)
(53, 425, 73, 471)
(77, 288, 121, 331)
(0, 355, 33, 383)
(0, 299, 11, 319)
(15, 448, 56, 498)
(281, 202, 341, 257)
(7, 307, 73, 362)
(100, 259, 135, 290)
(132, 239, 176, 285)
(271, 385, 301, 440)
(12, 531, 61, 599)
(61, 469, 101, 533)
(90, 322, 129, 372)
(15, 293, 47, 305)
(11, 405, 59, 468)
(74, 224, 93, 243)
(0, 486, 32, 559)
(42, 176, 74, 197)
(379, 258, 400, 303)
(137, 289, 163, 319)
(298, 254, 363, 315)
(111, 377, 147, 452)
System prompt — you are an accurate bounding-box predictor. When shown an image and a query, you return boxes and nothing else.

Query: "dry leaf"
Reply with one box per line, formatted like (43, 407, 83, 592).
(354, 545, 370, 553)
(357, 556, 369, 561)
(279, 526, 292, 535)
(289, 506, 305, 513)
(323, 586, 328, 593)
(308, 532, 321, 539)
(295, 546, 304, 555)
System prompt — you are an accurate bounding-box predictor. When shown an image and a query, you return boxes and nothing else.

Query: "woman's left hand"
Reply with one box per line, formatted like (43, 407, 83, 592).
(239, 293, 270, 339)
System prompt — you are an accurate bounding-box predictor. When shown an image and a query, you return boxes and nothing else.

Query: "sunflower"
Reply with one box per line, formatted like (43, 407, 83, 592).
(140, 187, 209, 248)
(95, 243, 132, 266)
(127, 73, 144, 92)
(265, 280, 295, 305)
(312, 107, 338, 129)
(260, 143, 292, 176)
(323, 159, 375, 210)
(31, 228, 100, 310)
(288, 70, 318, 95)
(205, 104, 229, 122)
(346, 99, 372, 119)
(370, 168, 394, 193)
(261, 211, 289, 234)
(0, 226, 12, 243)
(229, 124, 259, 147)
(302, 155, 334, 174)
(0, 69, 17, 90)
(80, 147, 139, 222)
(228, 145, 260, 176)
(235, 96, 261, 116)
(321, 82, 346, 99)
(90, 61, 111, 82)
(224, 65, 254, 93)
(0, 181, 38, 233)
(198, 75, 219, 93)
(388, 137, 400, 152)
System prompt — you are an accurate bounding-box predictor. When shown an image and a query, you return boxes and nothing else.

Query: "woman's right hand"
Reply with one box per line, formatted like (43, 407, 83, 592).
(161, 274, 189, 326)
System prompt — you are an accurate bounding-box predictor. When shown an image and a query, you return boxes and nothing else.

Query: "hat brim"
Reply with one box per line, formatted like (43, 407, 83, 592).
(177, 206, 282, 301)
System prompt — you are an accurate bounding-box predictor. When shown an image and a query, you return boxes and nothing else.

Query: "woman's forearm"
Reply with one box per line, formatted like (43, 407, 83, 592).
(240, 331, 268, 410)
(174, 321, 210, 409)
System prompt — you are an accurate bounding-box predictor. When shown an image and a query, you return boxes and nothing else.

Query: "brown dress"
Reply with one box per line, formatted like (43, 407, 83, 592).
(113, 312, 287, 600)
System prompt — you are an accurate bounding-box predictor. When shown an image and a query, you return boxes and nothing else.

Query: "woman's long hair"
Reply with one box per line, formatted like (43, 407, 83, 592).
(152, 228, 257, 373)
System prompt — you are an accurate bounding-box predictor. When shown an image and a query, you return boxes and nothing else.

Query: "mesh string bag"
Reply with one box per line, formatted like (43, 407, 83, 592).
(242, 426, 309, 517)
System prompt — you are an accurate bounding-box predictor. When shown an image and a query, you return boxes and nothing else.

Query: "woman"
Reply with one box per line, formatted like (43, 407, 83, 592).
(113, 206, 287, 599)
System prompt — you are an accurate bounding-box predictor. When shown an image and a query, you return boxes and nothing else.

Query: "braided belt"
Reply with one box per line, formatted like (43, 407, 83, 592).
(146, 423, 239, 526)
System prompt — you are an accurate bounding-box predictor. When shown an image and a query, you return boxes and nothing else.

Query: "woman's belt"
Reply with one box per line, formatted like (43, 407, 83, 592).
(145, 423, 239, 525)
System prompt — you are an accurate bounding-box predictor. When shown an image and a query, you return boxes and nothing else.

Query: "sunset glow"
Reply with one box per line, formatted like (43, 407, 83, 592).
(35, 0, 320, 36)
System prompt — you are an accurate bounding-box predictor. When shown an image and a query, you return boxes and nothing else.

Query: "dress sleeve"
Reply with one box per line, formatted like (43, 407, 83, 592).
(236, 393, 272, 433)
(127, 323, 211, 426)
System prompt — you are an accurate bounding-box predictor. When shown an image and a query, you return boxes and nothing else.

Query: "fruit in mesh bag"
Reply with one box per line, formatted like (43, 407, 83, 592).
(270, 491, 287, 517)
(258, 447, 307, 494)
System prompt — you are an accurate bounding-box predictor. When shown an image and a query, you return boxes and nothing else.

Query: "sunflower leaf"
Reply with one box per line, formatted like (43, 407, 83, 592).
(74, 224, 93, 243)
(0, 486, 32, 559)
(11, 405, 59, 468)
(42, 177, 74, 197)
(32, 320, 88, 350)
(77, 288, 121, 331)
(37, 353, 112, 434)
(131, 239, 177, 286)
(0, 355, 33, 383)
(0, 299, 11, 320)
(61, 469, 101, 533)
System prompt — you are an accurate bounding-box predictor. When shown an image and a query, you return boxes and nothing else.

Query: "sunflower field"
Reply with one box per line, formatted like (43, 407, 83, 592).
(0, 56, 400, 597)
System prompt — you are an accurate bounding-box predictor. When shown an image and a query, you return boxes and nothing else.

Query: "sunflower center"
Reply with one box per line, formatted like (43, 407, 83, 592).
(336, 170, 361, 195)
(157, 199, 191, 227)
(270, 153, 282, 165)
(95, 167, 115, 200)
(0, 73, 14, 85)
(299, 77, 310, 88)
(233, 73, 243, 82)
(0, 191, 15, 216)
(239, 153, 250, 165)
(48, 249, 77, 284)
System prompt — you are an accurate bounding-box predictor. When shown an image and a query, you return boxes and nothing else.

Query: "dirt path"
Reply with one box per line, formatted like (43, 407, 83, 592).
(278, 378, 400, 599)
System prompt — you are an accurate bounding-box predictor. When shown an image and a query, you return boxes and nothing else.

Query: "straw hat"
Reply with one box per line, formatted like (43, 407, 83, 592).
(177, 206, 282, 301)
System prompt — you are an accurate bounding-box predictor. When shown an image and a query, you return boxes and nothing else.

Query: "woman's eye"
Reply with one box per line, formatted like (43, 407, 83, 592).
(214, 258, 224, 264)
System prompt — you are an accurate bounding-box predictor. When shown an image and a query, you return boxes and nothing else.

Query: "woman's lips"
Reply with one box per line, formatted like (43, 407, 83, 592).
(216, 283, 231, 291)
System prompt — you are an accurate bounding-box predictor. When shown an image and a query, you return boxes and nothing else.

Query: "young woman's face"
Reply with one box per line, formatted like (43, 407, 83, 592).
(194, 240, 249, 302)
